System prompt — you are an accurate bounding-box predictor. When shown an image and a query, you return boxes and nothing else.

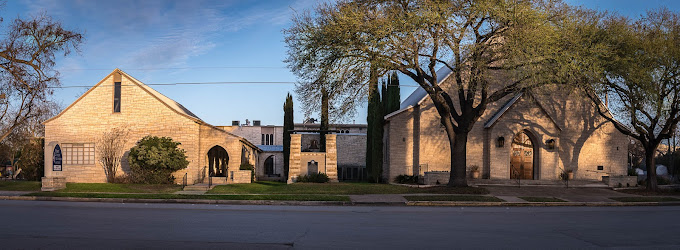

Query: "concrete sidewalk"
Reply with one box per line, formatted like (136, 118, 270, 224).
(3, 185, 680, 206)
(483, 186, 635, 202)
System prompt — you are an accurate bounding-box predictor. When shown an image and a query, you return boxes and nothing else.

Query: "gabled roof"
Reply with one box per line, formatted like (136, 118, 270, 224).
(43, 68, 203, 124)
(42, 69, 262, 152)
(121, 70, 203, 121)
(483, 91, 562, 131)
(386, 66, 455, 120)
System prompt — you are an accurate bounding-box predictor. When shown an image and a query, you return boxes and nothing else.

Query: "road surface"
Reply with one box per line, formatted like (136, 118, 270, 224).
(1, 200, 678, 249)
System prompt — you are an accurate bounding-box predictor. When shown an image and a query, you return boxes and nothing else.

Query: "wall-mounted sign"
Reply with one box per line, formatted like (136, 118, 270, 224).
(53, 144, 62, 171)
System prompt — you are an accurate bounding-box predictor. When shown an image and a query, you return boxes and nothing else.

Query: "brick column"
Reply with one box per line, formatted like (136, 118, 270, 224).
(325, 134, 339, 182)
(287, 134, 302, 184)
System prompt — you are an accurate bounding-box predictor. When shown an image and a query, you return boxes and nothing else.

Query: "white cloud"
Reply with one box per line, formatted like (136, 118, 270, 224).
(19, 0, 321, 70)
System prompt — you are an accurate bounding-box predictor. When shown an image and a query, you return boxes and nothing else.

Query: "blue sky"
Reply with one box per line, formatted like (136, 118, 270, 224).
(4, 0, 680, 126)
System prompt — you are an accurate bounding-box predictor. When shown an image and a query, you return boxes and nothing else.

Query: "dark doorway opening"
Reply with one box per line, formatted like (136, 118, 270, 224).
(208, 146, 229, 177)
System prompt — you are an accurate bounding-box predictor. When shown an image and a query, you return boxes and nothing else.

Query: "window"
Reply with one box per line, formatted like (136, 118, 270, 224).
(62, 143, 95, 165)
(261, 134, 274, 145)
(113, 82, 121, 112)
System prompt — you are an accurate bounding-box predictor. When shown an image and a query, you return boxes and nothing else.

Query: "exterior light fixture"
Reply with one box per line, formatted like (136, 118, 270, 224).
(545, 139, 556, 149)
(497, 136, 505, 147)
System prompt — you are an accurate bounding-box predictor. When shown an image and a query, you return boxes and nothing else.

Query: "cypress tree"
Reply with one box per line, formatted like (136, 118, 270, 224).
(283, 93, 294, 180)
(387, 71, 401, 114)
(366, 70, 384, 182)
(320, 88, 329, 152)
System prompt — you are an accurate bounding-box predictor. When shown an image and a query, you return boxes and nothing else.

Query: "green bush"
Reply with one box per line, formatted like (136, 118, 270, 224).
(628, 168, 638, 176)
(240, 163, 255, 182)
(297, 172, 330, 183)
(128, 136, 189, 184)
(394, 175, 418, 184)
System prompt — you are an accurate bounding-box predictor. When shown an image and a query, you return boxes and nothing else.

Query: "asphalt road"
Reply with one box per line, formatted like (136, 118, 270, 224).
(1, 200, 679, 249)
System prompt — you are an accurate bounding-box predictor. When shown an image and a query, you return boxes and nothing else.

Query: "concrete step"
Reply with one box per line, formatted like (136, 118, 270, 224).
(183, 184, 211, 191)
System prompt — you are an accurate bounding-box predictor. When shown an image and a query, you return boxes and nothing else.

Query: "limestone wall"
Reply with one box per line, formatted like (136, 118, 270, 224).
(287, 134, 338, 183)
(257, 152, 284, 181)
(386, 78, 628, 182)
(336, 134, 366, 168)
(44, 72, 201, 184)
(198, 124, 254, 184)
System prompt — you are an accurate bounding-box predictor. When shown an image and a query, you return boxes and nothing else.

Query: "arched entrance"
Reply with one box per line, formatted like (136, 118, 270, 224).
(208, 146, 229, 177)
(264, 155, 275, 176)
(510, 131, 536, 180)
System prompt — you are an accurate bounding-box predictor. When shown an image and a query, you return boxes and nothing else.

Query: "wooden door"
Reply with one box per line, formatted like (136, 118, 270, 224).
(510, 132, 534, 179)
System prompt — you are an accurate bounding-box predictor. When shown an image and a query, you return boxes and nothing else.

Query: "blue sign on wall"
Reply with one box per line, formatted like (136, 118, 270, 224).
(53, 144, 62, 171)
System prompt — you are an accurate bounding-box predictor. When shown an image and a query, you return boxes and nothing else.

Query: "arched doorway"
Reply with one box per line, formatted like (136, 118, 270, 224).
(208, 146, 229, 177)
(510, 131, 536, 180)
(264, 155, 275, 176)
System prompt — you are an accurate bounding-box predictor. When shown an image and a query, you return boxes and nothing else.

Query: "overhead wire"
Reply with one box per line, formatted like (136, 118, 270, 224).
(50, 82, 421, 88)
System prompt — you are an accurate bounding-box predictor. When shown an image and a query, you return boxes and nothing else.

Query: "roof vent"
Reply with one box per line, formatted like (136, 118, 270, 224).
(253, 120, 261, 126)
(232, 120, 240, 126)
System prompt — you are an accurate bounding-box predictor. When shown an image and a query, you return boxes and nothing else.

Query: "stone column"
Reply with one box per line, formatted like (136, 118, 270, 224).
(325, 134, 339, 182)
(42, 142, 66, 191)
(287, 134, 302, 184)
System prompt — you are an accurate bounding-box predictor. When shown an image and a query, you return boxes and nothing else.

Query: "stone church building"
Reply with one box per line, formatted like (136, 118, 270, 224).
(42, 69, 259, 189)
(383, 66, 629, 183)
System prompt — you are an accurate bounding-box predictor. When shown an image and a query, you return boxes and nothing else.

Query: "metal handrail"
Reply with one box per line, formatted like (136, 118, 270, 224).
(209, 174, 212, 188)
(182, 173, 187, 189)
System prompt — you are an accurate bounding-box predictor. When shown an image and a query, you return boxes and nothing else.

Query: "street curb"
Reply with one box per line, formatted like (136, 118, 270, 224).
(3, 195, 680, 207)
(0, 195, 352, 206)
(406, 201, 680, 207)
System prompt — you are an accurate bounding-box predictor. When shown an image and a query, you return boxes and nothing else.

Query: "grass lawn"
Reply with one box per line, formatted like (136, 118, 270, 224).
(0, 181, 41, 191)
(519, 197, 567, 202)
(56, 183, 182, 193)
(27, 192, 349, 201)
(616, 188, 680, 196)
(208, 181, 488, 195)
(404, 195, 504, 202)
(610, 197, 680, 202)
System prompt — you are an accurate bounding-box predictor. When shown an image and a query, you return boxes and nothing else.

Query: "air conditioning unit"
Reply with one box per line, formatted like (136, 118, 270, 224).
(232, 120, 240, 126)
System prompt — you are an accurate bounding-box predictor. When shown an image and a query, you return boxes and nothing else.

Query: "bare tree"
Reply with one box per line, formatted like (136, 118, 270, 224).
(96, 128, 129, 183)
(0, 12, 83, 143)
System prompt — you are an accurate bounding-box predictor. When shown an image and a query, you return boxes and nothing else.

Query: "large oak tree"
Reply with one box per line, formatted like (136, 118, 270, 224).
(285, 0, 592, 186)
(589, 9, 680, 190)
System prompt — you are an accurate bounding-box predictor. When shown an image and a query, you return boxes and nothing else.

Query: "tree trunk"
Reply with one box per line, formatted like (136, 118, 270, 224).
(448, 130, 468, 187)
(320, 88, 329, 152)
(644, 147, 658, 191)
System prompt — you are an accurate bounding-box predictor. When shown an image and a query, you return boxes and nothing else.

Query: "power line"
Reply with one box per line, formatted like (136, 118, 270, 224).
(50, 81, 421, 89)
(58, 66, 288, 71)
(49, 81, 298, 88)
